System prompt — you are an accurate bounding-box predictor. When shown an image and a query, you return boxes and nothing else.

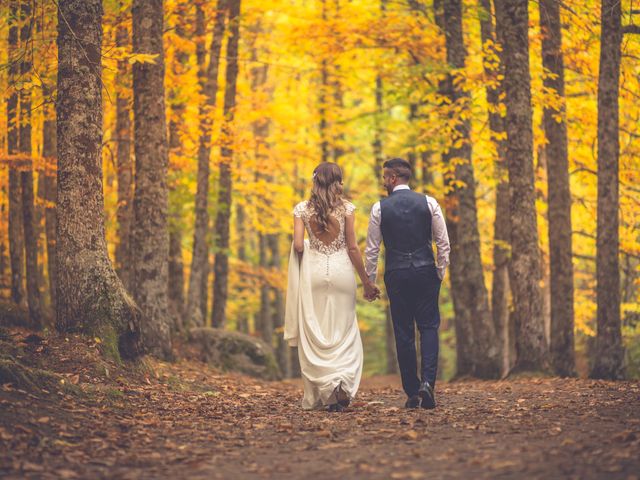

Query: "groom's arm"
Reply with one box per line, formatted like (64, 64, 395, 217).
(364, 201, 382, 283)
(427, 196, 450, 280)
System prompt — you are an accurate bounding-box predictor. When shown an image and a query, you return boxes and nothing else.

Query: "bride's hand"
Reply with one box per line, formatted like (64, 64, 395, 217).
(363, 281, 381, 301)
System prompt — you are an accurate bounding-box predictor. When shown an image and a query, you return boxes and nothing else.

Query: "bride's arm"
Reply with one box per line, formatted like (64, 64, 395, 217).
(345, 214, 380, 299)
(293, 216, 305, 256)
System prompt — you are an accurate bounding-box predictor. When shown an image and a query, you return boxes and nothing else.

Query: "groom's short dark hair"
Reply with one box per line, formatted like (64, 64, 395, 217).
(383, 158, 412, 181)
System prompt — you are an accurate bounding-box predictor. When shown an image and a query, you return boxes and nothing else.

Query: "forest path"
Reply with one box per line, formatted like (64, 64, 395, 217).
(1, 330, 639, 479)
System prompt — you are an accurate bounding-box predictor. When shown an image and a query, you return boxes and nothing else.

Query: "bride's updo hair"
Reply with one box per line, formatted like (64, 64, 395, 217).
(309, 162, 344, 232)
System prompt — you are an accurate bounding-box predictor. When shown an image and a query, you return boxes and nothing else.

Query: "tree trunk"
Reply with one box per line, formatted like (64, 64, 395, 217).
(19, 0, 43, 327)
(168, 227, 185, 328)
(115, 18, 133, 291)
(166, 3, 192, 330)
(131, 0, 172, 358)
(493, 175, 512, 373)
(319, 60, 330, 164)
(373, 73, 384, 181)
(370, 4, 398, 373)
(331, 2, 345, 163)
(200, 253, 210, 322)
(257, 233, 271, 344)
(235, 203, 249, 333)
(56, 0, 142, 359)
(186, 1, 227, 328)
(36, 164, 46, 305)
(420, 151, 433, 189)
(434, 0, 473, 376)
(590, 0, 625, 380)
(477, 0, 511, 375)
(539, 0, 575, 377)
(7, 1, 25, 308)
(268, 234, 290, 377)
(318, 0, 330, 163)
(249, 29, 273, 337)
(211, 0, 241, 328)
(406, 1, 434, 192)
(495, 0, 547, 373)
(8, 178, 24, 307)
(407, 104, 419, 191)
(441, 0, 501, 378)
(42, 84, 58, 311)
(0, 185, 6, 289)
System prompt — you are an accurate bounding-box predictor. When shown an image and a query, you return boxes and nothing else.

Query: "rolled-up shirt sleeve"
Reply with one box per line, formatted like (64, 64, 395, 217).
(427, 196, 450, 280)
(364, 201, 382, 283)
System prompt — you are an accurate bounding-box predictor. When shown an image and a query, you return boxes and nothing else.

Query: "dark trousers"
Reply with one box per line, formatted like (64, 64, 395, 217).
(384, 264, 441, 397)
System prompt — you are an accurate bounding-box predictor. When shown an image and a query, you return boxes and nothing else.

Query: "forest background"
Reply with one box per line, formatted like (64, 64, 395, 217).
(0, 0, 638, 381)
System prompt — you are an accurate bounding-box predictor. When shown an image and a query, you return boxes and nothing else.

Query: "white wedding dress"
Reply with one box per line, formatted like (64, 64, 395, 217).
(284, 199, 363, 410)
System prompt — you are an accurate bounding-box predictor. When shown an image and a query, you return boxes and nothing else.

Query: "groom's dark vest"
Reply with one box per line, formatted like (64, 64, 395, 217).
(380, 189, 435, 273)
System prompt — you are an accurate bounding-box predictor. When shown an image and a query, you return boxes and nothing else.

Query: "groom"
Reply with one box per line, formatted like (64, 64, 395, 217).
(364, 158, 450, 409)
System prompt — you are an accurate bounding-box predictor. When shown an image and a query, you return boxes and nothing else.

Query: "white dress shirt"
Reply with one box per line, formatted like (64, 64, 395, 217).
(364, 184, 451, 282)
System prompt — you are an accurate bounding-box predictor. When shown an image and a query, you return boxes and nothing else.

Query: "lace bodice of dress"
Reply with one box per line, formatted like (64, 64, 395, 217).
(293, 200, 356, 255)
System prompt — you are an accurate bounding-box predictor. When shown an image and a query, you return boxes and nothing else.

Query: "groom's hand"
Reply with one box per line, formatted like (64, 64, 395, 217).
(372, 286, 381, 301)
(363, 281, 381, 302)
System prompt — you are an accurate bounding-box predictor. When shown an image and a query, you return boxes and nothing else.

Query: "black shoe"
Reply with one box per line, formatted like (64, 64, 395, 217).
(328, 403, 345, 412)
(418, 381, 436, 410)
(404, 395, 421, 409)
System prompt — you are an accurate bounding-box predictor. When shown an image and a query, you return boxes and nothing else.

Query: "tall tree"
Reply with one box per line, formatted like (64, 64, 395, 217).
(477, 0, 511, 374)
(56, 0, 141, 359)
(268, 234, 291, 377)
(495, 0, 547, 372)
(373, 0, 397, 375)
(7, 1, 25, 308)
(235, 20, 263, 335)
(590, 0, 625, 380)
(539, 0, 575, 376)
(131, 0, 172, 358)
(318, 0, 330, 163)
(372, 78, 384, 181)
(200, 254, 210, 321)
(0, 189, 6, 286)
(250, 30, 272, 343)
(114, 11, 133, 290)
(186, 0, 227, 328)
(433, 0, 473, 377)
(330, 0, 345, 163)
(168, 224, 185, 327)
(234, 205, 249, 333)
(35, 158, 46, 304)
(257, 233, 271, 343)
(42, 84, 57, 310)
(211, 0, 241, 328)
(19, 0, 43, 326)
(167, 2, 192, 326)
(440, 0, 501, 378)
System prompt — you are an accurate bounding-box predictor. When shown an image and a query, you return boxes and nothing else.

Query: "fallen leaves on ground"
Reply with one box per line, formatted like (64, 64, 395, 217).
(0, 327, 639, 479)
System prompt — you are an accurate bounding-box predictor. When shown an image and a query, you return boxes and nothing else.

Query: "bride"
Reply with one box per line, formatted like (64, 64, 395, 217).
(284, 162, 379, 411)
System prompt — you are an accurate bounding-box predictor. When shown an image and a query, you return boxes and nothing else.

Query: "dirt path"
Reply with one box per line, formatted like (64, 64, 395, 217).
(1, 331, 639, 479)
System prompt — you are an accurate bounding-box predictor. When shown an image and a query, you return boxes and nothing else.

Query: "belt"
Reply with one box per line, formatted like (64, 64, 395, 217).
(387, 244, 430, 259)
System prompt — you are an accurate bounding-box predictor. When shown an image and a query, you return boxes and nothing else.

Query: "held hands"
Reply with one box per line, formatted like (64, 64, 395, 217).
(363, 280, 381, 302)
